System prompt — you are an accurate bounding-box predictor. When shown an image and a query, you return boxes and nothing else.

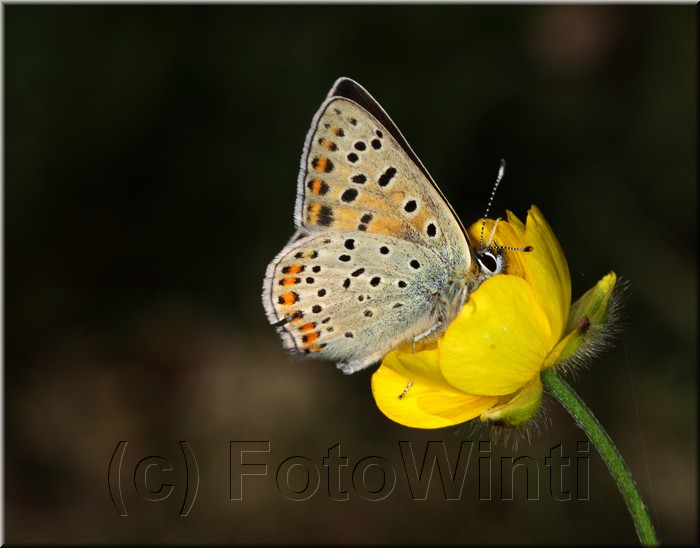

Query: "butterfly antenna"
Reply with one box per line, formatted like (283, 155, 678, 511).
(479, 159, 533, 254)
(479, 159, 506, 249)
(496, 242, 534, 253)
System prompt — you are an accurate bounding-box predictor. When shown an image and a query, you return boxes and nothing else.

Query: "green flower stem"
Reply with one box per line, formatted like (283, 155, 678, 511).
(541, 369, 658, 546)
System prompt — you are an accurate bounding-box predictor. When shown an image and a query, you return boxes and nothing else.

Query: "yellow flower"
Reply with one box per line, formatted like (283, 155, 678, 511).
(371, 205, 618, 429)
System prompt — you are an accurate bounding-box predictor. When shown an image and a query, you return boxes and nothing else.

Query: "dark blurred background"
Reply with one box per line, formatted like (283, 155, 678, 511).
(4, 4, 696, 544)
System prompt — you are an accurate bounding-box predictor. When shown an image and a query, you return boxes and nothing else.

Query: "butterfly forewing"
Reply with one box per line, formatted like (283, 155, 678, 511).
(296, 95, 471, 269)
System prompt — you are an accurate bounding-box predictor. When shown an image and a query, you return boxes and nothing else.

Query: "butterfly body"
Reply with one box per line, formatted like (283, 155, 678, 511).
(263, 78, 500, 373)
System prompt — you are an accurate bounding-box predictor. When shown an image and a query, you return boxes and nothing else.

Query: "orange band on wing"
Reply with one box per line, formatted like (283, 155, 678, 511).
(301, 331, 319, 344)
(278, 292, 299, 306)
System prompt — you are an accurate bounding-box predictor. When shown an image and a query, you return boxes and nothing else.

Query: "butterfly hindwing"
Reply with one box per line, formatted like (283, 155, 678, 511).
(263, 230, 454, 372)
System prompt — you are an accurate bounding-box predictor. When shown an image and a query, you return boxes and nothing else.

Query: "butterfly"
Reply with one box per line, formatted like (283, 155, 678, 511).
(262, 77, 503, 374)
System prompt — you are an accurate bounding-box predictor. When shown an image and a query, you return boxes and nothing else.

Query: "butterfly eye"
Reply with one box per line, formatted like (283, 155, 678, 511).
(477, 249, 504, 277)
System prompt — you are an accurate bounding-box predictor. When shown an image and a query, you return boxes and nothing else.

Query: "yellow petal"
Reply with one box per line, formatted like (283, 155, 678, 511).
(521, 206, 571, 342)
(371, 365, 499, 429)
(381, 346, 446, 390)
(506, 209, 526, 235)
(440, 275, 550, 396)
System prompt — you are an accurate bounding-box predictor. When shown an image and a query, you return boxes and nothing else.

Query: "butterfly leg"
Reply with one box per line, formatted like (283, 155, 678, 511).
(460, 285, 469, 307)
(411, 321, 443, 353)
(398, 380, 413, 400)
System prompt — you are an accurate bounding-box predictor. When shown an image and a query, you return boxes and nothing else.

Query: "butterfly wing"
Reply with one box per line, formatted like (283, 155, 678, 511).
(263, 230, 454, 373)
(264, 78, 475, 372)
(324, 77, 469, 237)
